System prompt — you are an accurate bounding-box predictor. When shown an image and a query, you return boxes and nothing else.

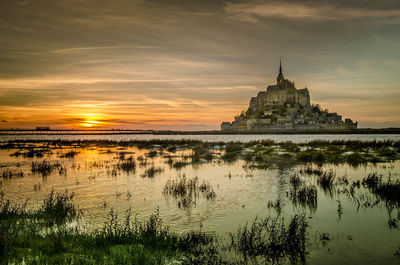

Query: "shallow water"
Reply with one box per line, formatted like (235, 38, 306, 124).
(1, 133, 400, 143)
(1, 141, 400, 264)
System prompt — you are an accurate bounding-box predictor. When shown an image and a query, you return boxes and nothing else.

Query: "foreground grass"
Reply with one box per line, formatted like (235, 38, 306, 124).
(0, 190, 311, 265)
(230, 214, 308, 264)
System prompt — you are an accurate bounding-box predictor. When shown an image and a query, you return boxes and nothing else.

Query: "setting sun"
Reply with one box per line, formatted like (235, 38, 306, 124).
(81, 120, 102, 128)
(76, 113, 107, 129)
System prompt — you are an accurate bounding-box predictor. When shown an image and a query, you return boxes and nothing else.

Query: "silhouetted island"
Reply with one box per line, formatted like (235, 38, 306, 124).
(221, 61, 358, 132)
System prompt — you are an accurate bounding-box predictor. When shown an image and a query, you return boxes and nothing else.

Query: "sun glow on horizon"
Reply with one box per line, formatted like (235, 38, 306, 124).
(76, 113, 108, 129)
(81, 120, 102, 128)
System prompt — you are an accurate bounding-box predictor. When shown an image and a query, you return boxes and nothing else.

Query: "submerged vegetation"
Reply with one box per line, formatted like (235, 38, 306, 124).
(0, 139, 400, 263)
(1, 139, 399, 170)
(288, 184, 318, 212)
(117, 155, 136, 173)
(31, 161, 66, 177)
(163, 175, 216, 208)
(141, 166, 163, 178)
(362, 173, 400, 207)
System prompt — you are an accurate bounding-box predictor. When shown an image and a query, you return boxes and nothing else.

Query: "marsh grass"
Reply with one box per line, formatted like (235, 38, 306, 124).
(141, 166, 163, 178)
(362, 173, 400, 207)
(59, 150, 79, 158)
(317, 170, 335, 196)
(337, 200, 343, 219)
(221, 142, 243, 163)
(38, 190, 77, 226)
(290, 174, 303, 189)
(3, 139, 400, 263)
(1, 169, 24, 179)
(317, 232, 330, 247)
(117, 151, 133, 160)
(117, 155, 136, 173)
(136, 155, 146, 165)
(171, 161, 191, 170)
(31, 161, 66, 177)
(4, 140, 400, 172)
(395, 246, 400, 260)
(346, 153, 367, 167)
(267, 199, 283, 215)
(388, 218, 398, 229)
(229, 214, 309, 264)
(281, 141, 300, 152)
(0, 192, 224, 265)
(0, 190, 77, 258)
(0, 189, 76, 225)
(146, 150, 158, 158)
(300, 166, 323, 176)
(288, 184, 318, 211)
(0, 195, 28, 219)
(11, 148, 48, 158)
(167, 145, 177, 152)
(163, 175, 216, 208)
(191, 144, 213, 162)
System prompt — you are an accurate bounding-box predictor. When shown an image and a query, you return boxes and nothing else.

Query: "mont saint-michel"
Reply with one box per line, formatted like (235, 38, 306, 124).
(221, 62, 358, 132)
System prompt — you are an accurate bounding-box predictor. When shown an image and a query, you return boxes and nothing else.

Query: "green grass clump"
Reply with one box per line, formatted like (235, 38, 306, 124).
(362, 173, 400, 207)
(288, 184, 318, 211)
(346, 153, 367, 167)
(0, 191, 223, 264)
(296, 150, 325, 164)
(221, 142, 243, 163)
(229, 214, 309, 264)
(163, 175, 216, 208)
(317, 170, 335, 195)
(38, 190, 77, 226)
(190, 144, 213, 162)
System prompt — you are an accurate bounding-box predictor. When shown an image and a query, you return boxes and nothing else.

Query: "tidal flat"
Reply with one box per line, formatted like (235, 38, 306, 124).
(1, 139, 400, 264)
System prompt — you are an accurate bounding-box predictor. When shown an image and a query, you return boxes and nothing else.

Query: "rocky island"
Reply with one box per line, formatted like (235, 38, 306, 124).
(221, 61, 357, 132)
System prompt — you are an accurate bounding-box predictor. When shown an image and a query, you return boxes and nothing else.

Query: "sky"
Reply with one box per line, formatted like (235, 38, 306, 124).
(0, 0, 399, 130)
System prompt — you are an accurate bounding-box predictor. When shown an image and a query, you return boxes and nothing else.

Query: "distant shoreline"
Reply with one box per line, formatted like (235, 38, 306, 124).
(0, 128, 399, 135)
(153, 128, 400, 135)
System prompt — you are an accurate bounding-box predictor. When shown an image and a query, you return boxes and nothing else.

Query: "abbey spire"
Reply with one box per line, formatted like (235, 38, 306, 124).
(277, 58, 284, 84)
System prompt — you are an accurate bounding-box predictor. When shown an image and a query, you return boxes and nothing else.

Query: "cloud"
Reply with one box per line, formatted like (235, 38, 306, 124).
(225, 2, 400, 24)
(0, 0, 399, 129)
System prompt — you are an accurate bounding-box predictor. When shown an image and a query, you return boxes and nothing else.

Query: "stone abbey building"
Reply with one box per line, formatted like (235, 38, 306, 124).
(221, 61, 357, 131)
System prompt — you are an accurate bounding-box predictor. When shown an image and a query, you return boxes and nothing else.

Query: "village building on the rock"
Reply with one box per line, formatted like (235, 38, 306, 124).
(221, 61, 357, 131)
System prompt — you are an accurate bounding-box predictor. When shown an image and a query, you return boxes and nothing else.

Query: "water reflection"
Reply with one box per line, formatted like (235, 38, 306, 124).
(0, 141, 400, 264)
(1, 133, 400, 143)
